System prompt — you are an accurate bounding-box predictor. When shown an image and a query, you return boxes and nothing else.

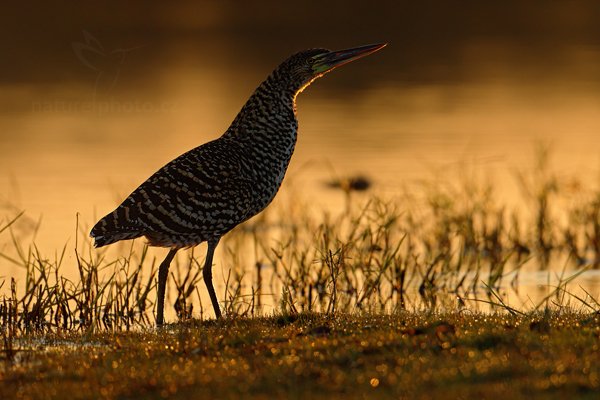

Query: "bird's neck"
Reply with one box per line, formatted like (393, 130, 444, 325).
(224, 75, 300, 141)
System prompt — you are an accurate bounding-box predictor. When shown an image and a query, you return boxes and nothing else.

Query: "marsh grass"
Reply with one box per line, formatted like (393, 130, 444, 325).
(1, 153, 600, 398)
(1, 312, 599, 399)
(1, 151, 600, 338)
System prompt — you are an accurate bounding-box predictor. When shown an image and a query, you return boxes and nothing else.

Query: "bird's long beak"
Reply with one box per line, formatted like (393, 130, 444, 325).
(311, 43, 387, 74)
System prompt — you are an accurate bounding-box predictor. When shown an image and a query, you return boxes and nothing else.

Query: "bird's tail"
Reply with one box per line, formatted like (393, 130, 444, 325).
(90, 208, 143, 248)
(90, 230, 142, 248)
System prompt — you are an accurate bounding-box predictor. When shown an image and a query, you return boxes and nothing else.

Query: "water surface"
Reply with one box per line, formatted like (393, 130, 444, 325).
(1, 2, 600, 311)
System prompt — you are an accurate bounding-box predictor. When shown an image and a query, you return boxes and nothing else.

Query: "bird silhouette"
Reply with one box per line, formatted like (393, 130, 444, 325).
(90, 43, 387, 324)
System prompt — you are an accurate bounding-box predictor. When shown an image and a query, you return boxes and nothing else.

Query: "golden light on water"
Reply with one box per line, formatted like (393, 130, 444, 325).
(1, 2, 600, 313)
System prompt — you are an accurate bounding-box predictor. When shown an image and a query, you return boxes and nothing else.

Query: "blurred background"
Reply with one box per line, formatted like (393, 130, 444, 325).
(1, 1, 600, 252)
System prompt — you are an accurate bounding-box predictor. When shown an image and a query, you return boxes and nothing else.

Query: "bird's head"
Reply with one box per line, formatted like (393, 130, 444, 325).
(274, 43, 387, 96)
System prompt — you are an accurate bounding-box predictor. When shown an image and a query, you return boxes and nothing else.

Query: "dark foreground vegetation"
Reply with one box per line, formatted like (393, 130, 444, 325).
(1, 150, 599, 398)
(1, 312, 599, 399)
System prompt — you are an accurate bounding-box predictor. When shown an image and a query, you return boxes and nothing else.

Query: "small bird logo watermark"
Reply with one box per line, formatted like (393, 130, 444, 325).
(31, 32, 175, 114)
(71, 30, 142, 100)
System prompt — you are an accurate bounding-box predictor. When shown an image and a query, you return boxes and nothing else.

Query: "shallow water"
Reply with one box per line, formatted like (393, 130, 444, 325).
(1, 3, 600, 312)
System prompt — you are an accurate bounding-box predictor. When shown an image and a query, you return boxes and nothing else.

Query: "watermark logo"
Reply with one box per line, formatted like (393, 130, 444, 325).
(71, 30, 141, 100)
(31, 31, 179, 114)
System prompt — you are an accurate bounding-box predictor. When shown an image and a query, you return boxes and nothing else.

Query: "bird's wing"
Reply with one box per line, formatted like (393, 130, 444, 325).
(121, 138, 255, 240)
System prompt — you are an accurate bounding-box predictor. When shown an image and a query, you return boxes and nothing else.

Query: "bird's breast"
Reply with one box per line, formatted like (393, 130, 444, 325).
(239, 125, 297, 213)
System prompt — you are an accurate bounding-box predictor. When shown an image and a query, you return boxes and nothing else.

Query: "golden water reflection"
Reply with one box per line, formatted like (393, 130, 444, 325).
(2, 17, 600, 314)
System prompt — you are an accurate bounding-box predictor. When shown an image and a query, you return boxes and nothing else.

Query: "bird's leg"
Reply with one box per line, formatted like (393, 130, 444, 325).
(203, 238, 222, 319)
(156, 248, 178, 326)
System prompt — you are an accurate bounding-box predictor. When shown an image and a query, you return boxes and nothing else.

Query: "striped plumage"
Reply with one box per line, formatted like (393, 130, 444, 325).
(91, 137, 278, 249)
(90, 43, 386, 324)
